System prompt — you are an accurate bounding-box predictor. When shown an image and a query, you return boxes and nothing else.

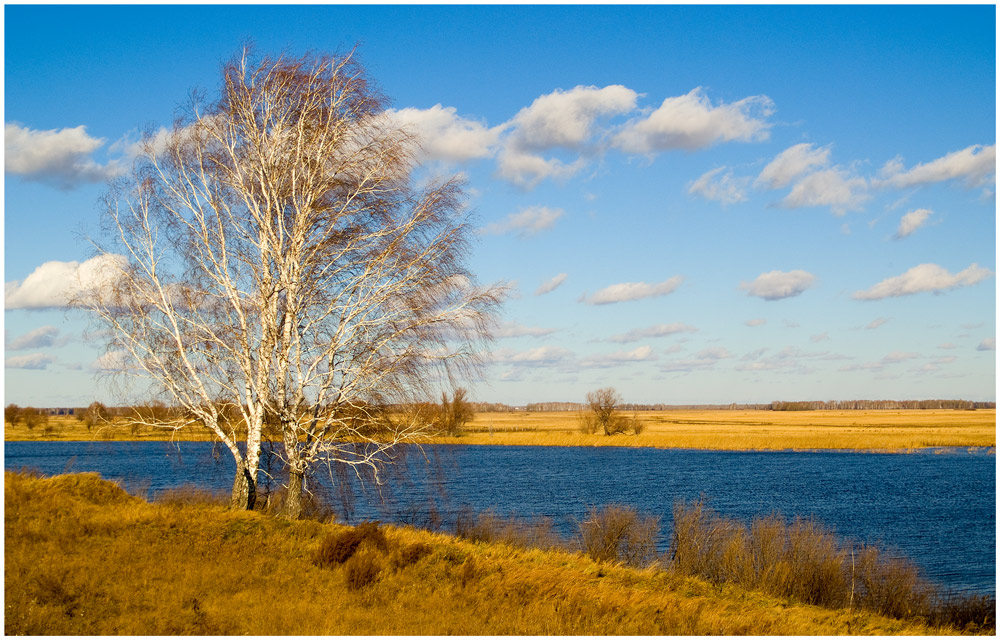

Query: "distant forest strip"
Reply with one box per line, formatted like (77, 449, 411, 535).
(23, 399, 998, 417)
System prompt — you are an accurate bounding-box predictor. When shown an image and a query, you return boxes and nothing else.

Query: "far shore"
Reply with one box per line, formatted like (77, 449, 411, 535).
(5, 408, 995, 452)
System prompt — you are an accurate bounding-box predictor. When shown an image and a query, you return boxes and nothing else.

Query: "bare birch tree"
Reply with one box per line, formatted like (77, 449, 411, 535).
(86, 48, 504, 514)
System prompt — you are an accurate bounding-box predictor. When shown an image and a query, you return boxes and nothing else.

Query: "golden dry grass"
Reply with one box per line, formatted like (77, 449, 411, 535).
(4, 471, 974, 635)
(6, 409, 995, 451)
(445, 409, 996, 451)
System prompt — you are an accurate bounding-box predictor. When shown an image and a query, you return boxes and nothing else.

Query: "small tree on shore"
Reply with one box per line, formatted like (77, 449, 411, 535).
(582, 387, 643, 436)
(5, 404, 22, 426)
(439, 388, 474, 437)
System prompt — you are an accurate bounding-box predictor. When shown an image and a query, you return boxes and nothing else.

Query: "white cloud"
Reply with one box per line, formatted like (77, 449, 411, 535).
(613, 88, 774, 154)
(387, 105, 502, 163)
(494, 85, 637, 188)
(977, 337, 996, 351)
(581, 345, 657, 368)
(5, 122, 122, 188)
(781, 168, 868, 215)
(491, 345, 574, 366)
(5, 353, 57, 370)
(5, 254, 127, 310)
(745, 318, 767, 327)
(507, 85, 638, 152)
(581, 277, 684, 305)
(494, 321, 557, 339)
(535, 273, 568, 296)
(607, 322, 698, 343)
(688, 166, 749, 205)
(755, 143, 832, 189)
(865, 317, 889, 330)
(90, 350, 131, 372)
(938, 342, 957, 350)
(810, 332, 830, 343)
(740, 270, 815, 301)
(481, 206, 564, 237)
(853, 263, 992, 300)
(879, 144, 996, 190)
(495, 148, 585, 188)
(660, 347, 731, 372)
(7, 326, 60, 350)
(882, 351, 920, 364)
(895, 208, 932, 239)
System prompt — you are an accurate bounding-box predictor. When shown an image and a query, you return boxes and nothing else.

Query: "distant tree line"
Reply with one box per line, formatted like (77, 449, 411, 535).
(770, 399, 994, 411)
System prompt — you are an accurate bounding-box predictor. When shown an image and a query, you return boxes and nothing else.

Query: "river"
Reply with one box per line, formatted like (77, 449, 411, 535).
(4, 441, 994, 595)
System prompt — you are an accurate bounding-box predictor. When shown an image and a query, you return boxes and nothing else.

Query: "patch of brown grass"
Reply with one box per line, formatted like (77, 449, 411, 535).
(5, 470, 982, 635)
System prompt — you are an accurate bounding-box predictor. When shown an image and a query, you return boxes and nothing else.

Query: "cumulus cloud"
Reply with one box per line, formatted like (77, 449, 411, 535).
(895, 208, 932, 239)
(580, 345, 657, 368)
(90, 350, 132, 372)
(6, 326, 60, 350)
(5, 122, 122, 188)
(480, 206, 564, 237)
(495, 149, 585, 188)
(581, 277, 684, 305)
(496, 85, 637, 187)
(755, 143, 832, 189)
(494, 321, 557, 339)
(882, 351, 920, 364)
(688, 166, 749, 205)
(745, 318, 767, 327)
(387, 104, 501, 163)
(535, 273, 568, 296)
(780, 168, 868, 215)
(613, 88, 774, 154)
(606, 322, 698, 343)
(507, 85, 638, 152)
(879, 143, 996, 190)
(737, 345, 847, 373)
(740, 270, 815, 301)
(5, 254, 126, 310)
(5, 353, 57, 370)
(853, 263, 992, 300)
(977, 337, 996, 351)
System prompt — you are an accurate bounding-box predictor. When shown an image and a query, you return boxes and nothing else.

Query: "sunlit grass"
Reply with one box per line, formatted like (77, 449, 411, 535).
(445, 409, 996, 450)
(6, 409, 995, 451)
(4, 470, 976, 635)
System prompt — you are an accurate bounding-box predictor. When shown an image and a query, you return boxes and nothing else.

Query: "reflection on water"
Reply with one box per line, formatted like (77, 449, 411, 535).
(5, 441, 994, 595)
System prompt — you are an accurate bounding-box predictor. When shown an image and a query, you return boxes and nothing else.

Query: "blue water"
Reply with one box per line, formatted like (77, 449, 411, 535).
(4, 441, 995, 595)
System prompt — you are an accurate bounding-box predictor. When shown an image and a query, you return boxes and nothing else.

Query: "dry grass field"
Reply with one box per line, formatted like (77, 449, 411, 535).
(5, 409, 995, 451)
(446, 409, 996, 451)
(5, 470, 980, 635)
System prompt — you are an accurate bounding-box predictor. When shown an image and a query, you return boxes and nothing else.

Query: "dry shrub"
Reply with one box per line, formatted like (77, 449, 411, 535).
(853, 545, 930, 619)
(580, 504, 660, 568)
(455, 508, 565, 551)
(930, 592, 997, 632)
(313, 521, 388, 569)
(393, 542, 433, 569)
(667, 500, 979, 622)
(578, 412, 598, 434)
(344, 549, 383, 590)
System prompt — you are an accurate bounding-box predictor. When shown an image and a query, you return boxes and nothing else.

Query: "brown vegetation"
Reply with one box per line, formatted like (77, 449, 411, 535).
(7, 471, 979, 635)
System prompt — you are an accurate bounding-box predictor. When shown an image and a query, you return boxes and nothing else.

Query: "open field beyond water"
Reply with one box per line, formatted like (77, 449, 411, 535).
(7, 409, 994, 451)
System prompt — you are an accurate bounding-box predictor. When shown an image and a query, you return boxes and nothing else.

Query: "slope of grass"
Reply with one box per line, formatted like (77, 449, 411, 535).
(7, 409, 994, 450)
(4, 471, 983, 635)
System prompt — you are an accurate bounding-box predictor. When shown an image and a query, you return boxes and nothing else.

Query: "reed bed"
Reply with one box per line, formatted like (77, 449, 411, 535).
(5, 470, 979, 635)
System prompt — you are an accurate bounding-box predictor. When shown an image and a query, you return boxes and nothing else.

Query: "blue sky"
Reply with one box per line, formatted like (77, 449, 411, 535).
(3, 5, 996, 407)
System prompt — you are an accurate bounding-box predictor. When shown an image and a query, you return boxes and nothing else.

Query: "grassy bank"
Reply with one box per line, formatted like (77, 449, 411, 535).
(4, 471, 989, 635)
(5, 408, 996, 450)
